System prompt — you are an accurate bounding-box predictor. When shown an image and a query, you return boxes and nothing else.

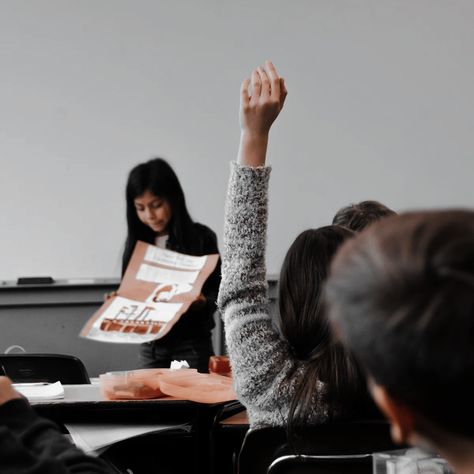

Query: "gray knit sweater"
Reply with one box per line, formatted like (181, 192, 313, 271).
(218, 163, 331, 428)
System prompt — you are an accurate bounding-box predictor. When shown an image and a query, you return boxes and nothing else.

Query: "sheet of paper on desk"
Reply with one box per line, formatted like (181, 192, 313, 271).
(13, 381, 64, 400)
(65, 422, 191, 454)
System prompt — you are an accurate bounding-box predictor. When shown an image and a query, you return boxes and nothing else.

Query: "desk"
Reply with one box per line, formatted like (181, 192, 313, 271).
(32, 384, 197, 424)
(32, 384, 231, 474)
(220, 409, 249, 427)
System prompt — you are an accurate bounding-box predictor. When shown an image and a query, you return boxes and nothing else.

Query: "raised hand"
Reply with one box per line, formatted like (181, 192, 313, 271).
(238, 60, 287, 167)
(240, 60, 287, 136)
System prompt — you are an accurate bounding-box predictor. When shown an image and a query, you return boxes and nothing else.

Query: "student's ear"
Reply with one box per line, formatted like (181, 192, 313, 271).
(370, 382, 415, 444)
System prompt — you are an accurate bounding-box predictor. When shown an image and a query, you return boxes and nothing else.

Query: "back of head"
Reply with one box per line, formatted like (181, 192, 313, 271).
(279, 226, 367, 427)
(326, 210, 474, 437)
(332, 200, 396, 232)
(279, 226, 353, 359)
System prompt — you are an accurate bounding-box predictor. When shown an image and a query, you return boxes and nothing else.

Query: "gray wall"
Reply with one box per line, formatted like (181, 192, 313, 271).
(1, 0, 473, 281)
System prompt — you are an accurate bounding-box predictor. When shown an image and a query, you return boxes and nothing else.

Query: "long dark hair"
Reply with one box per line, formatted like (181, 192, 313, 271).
(122, 158, 195, 274)
(278, 226, 365, 434)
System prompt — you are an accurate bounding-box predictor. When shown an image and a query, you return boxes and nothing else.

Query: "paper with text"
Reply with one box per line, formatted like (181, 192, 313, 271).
(80, 241, 219, 344)
(144, 246, 207, 270)
(136, 263, 199, 285)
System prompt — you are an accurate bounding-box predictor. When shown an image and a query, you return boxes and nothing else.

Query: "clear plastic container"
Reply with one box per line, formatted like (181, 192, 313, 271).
(373, 448, 454, 474)
(99, 368, 197, 400)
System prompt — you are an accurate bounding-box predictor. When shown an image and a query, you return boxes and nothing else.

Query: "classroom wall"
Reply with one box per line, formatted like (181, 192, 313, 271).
(1, 0, 473, 280)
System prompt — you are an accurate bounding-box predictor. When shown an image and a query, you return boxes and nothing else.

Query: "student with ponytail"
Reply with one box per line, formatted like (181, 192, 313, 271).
(218, 61, 369, 429)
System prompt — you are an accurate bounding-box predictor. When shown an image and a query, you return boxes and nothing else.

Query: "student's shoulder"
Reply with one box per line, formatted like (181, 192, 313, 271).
(193, 222, 217, 240)
(192, 222, 219, 253)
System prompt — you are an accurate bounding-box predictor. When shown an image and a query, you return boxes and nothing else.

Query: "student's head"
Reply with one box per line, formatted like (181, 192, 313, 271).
(279, 226, 365, 428)
(123, 158, 193, 272)
(325, 210, 474, 457)
(332, 200, 396, 232)
(279, 226, 352, 359)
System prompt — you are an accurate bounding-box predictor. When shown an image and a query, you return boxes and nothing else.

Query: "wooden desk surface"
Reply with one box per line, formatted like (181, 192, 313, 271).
(219, 409, 249, 426)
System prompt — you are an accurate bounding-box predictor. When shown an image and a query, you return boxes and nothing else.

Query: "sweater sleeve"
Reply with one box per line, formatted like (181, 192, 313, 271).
(218, 163, 311, 428)
(0, 398, 113, 474)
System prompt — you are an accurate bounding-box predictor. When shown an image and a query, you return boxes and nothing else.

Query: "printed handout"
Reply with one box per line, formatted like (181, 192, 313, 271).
(80, 241, 219, 344)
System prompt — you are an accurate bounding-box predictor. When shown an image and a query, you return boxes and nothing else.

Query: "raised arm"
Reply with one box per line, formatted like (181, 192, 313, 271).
(218, 62, 305, 428)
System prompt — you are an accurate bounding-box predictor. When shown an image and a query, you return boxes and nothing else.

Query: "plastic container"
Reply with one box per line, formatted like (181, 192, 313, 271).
(208, 355, 231, 377)
(373, 448, 454, 474)
(99, 368, 197, 400)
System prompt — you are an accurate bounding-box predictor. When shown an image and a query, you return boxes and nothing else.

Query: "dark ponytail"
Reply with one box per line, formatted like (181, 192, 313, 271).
(278, 226, 364, 442)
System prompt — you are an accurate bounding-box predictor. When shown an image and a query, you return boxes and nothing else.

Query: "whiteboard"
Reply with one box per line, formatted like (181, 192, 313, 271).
(1, 0, 473, 280)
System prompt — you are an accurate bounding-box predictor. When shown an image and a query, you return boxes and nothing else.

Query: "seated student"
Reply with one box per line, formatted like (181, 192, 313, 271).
(332, 200, 396, 231)
(0, 376, 113, 473)
(325, 210, 474, 474)
(218, 61, 370, 430)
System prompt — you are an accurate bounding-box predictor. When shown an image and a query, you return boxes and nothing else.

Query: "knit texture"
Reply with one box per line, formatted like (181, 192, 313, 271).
(218, 162, 330, 428)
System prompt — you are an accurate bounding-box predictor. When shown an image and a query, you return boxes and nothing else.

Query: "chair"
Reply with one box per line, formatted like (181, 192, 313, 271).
(267, 454, 372, 474)
(237, 420, 402, 474)
(209, 400, 248, 474)
(0, 353, 91, 384)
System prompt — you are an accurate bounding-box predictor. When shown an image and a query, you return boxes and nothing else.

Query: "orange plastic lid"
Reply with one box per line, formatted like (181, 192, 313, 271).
(159, 372, 236, 404)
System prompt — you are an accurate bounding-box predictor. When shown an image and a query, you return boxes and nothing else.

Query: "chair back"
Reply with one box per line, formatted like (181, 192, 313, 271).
(238, 420, 400, 474)
(268, 454, 372, 474)
(0, 353, 91, 384)
(210, 401, 248, 474)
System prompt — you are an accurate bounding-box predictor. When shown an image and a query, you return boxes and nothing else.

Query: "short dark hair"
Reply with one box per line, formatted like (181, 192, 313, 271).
(332, 200, 396, 232)
(325, 210, 474, 437)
